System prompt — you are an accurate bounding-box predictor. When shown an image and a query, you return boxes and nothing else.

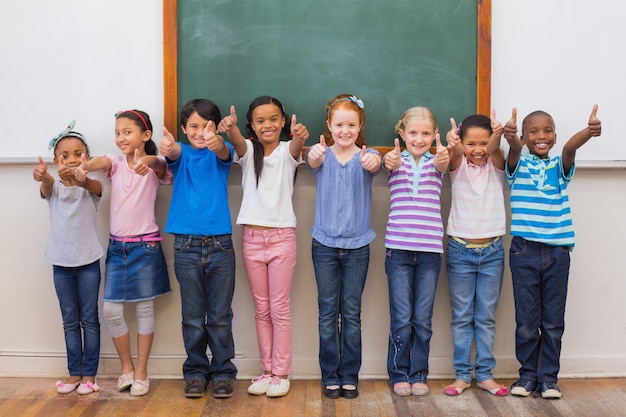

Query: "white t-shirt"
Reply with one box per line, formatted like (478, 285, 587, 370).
(235, 140, 301, 228)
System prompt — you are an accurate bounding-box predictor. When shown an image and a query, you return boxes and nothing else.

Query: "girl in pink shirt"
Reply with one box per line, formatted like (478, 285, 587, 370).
(443, 112, 508, 397)
(76, 110, 172, 396)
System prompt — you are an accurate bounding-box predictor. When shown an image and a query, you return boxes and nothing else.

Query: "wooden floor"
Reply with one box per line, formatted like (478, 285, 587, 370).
(1, 377, 625, 417)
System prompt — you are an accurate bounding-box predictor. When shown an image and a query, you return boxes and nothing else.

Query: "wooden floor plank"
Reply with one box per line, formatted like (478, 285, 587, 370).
(0, 377, 624, 417)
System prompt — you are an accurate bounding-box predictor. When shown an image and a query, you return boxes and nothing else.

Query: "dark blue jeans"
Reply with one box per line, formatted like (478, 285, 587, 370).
(53, 260, 101, 377)
(385, 249, 441, 385)
(510, 236, 570, 384)
(311, 239, 370, 387)
(173, 234, 237, 384)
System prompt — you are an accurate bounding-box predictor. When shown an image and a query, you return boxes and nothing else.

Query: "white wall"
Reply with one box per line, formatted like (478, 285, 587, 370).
(1, 0, 624, 380)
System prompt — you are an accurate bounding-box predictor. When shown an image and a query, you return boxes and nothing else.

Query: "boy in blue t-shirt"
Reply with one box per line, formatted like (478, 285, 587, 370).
(503, 105, 601, 399)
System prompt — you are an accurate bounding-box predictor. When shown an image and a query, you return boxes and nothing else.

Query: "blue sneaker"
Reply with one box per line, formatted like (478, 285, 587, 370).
(540, 382, 562, 399)
(510, 379, 537, 397)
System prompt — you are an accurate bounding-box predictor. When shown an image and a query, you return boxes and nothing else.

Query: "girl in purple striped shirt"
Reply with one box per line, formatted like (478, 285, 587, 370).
(382, 106, 449, 397)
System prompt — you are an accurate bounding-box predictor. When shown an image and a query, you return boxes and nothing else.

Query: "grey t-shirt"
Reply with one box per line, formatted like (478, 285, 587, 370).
(44, 181, 105, 267)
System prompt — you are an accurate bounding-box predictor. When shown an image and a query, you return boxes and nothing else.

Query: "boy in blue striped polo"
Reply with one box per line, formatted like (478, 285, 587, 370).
(503, 106, 601, 399)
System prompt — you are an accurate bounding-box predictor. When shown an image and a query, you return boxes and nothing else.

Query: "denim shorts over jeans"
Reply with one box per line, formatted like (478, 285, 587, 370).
(385, 249, 441, 385)
(173, 234, 237, 385)
(510, 236, 570, 385)
(53, 260, 101, 377)
(311, 239, 370, 388)
(446, 237, 504, 384)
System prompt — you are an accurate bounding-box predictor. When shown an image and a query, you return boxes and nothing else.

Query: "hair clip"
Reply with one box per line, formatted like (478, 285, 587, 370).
(48, 120, 85, 150)
(349, 95, 364, 109)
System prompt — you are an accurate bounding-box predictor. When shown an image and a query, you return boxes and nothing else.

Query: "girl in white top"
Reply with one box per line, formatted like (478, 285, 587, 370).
(218, 96, 309, 398)
(444, 112, 508, 397)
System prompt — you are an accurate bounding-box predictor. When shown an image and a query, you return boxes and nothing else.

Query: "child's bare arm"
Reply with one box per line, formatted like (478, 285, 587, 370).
(503, 108, 522, 172)
(562, 104, 601, 174)
(488, 110, 505, 170)
(307, 135, 327, 169)
(218, 105, 247, 158)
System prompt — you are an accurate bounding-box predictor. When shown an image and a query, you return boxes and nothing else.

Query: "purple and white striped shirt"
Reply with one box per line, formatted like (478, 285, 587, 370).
(384, 150, 444, 253)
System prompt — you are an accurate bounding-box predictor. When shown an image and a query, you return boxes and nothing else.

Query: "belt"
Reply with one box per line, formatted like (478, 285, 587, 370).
(451, 235, 501, 249)
(110, 232, 163, 242)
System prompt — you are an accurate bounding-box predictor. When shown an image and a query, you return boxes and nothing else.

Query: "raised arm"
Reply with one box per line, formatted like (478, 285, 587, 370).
(133, 149, 168, 179)
(503, 108, 523, 172)
(218, 105, 247, 157)
(71, 154, 104, 196)
(446, 117, 463, 171)
(159, 127, 182, 161)
(561, 104, 601, 174)
(487, 109, 505, 170)
(360, 145, 381, 174)
(288, 114, 309, 160)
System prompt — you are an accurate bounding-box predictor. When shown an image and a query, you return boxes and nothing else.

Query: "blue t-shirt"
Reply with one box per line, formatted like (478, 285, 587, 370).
(165, 143, 233, 236)
(306, 147, 379, 249)
(506, 153, 575, 247)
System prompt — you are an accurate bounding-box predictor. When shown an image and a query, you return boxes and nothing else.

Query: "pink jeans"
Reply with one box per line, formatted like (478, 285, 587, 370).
(242, 226, 296, 376)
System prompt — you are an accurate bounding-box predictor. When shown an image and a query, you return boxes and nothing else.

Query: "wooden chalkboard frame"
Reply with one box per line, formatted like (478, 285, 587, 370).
(163, 0, 492, 152)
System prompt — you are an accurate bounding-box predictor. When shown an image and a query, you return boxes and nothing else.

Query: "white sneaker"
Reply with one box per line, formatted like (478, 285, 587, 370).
(248, 374, 272, 395)
(266, 376, 290, 398)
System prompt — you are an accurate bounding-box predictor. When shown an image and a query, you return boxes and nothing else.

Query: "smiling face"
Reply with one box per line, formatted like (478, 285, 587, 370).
(115, 117, 150, 156)
(398, 119, 436, 159)
(250, 103, 285, 148)
(462, 126, 491, 165)
(326, 107, 362, 149)
(182, 111, 215, 150)
(521, 113, 556, 158)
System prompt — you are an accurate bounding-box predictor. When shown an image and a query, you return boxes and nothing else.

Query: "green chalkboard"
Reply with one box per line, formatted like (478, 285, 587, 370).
(165, 0, 491, 148)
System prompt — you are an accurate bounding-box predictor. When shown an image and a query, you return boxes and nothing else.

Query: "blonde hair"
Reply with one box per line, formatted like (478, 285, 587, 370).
(395, 106, 438, 134)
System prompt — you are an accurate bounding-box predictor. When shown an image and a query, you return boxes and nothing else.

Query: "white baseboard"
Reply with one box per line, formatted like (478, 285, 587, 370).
(1, 352, 625, 380)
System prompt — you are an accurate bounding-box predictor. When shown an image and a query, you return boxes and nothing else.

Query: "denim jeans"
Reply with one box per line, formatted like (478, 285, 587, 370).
(385, 249, 441, 385)
(52, 260, 101, 377)
(173, 234, 237, 384)
(510, 236, 570, 384)
(311, 239, 370, 387)
(446, 237, 504, 383)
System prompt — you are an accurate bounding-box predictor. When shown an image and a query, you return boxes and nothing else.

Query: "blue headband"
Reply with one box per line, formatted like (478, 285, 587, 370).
(327, 95, 365, 118)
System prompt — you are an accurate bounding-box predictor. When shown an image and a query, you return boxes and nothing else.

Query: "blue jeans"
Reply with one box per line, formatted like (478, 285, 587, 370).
(510, 236, 570, 384)
(385, 249, 441, 385)
(311, 239, 369, 387)
(446, 237, 504, 383)
(52, 260, 101, 377)
(173, 234, 237, 384)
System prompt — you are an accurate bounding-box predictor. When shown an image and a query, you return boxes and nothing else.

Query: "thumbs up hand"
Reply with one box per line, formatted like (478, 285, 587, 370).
(384, 138, 402, 170)
(133, 148, 150, 176)
(588, 104, 601, 137)
(57, 155, 71, 181)
(33, 156, 48, 182)
(503, 108, 518, 142)
(159, 127, 175, 157)
(446, 118, 461, 150)
(360, 145, 380, 172)
(432, 133, 450, 173)
(290, 114, 309, 143)
(491, 109, 504, 137)
(308, 134, 327, 161)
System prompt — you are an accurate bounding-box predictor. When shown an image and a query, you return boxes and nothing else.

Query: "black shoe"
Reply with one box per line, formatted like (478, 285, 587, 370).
(184, 379, 206, 398)
(510, 379, 537, 397)
(212, 378, 234, 398)
(341, 387, 359, 399)
(322, 386, 341, 399)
